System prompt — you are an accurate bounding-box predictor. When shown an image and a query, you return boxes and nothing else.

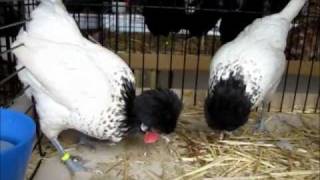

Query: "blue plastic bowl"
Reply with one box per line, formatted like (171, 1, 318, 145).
(0, 108, 36, 180)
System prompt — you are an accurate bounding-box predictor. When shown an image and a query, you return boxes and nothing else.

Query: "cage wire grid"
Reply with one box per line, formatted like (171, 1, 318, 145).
(0, 0, 319, 179)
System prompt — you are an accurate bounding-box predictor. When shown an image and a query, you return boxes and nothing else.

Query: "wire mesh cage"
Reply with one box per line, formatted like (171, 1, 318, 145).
(2, 0, 319, 111)
(0, 0, 319, 179)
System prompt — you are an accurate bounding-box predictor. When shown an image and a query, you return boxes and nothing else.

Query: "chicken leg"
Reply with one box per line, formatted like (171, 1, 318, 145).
(255, 101, 269, 132)
(50, 138, 86, 173)
(77, 134, 97, 150)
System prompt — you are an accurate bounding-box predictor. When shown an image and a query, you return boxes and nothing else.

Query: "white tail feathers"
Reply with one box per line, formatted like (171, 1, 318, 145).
(279, 0, 307, 21)
(21, 0, 82, 44)
(39, 0, 65, 10)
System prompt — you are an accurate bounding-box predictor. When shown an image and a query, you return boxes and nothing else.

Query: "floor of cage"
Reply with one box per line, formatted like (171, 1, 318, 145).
(26, 106, 319, 180)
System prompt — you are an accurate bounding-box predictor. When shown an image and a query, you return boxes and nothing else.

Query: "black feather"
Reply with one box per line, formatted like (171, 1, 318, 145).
(119, 77, 138, 133)
(141, 0, 185, 36)
(184, 0, 222, 37)
(64, 0, 109, 14)
(219, 0, 264, 44)
(133, 89, 182, 134)
(204, 75, 252, 131)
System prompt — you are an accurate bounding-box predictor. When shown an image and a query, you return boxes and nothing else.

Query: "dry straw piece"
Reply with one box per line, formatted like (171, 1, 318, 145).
(173, 106, 320, 179)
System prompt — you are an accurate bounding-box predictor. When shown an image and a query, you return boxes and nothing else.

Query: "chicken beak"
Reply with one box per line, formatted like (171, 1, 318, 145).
(140, 123, 148, 132)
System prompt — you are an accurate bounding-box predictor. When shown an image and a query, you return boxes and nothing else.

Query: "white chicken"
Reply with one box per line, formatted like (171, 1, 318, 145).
(205, 0, 307, 131)
(12, 0, 182, 173)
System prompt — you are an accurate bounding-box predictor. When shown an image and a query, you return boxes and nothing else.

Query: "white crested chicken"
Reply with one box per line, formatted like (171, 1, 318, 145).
(205, 0, 307, 132)
(12, 0, 182, 173)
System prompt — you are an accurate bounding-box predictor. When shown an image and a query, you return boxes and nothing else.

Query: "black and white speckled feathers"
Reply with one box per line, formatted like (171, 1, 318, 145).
(118, 77, 138, 134)
(204, 0, 306, 131)
(12, 0, 183, 145)
(110, 79, 183, 137)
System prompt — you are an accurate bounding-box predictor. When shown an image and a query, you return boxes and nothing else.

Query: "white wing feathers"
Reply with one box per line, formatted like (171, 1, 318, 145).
(13, 34, 111, 114)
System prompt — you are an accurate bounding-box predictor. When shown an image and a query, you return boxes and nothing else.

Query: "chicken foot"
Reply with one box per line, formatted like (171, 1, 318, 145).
(255, 101, 269, 132)
(50, 138, 86, 173)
